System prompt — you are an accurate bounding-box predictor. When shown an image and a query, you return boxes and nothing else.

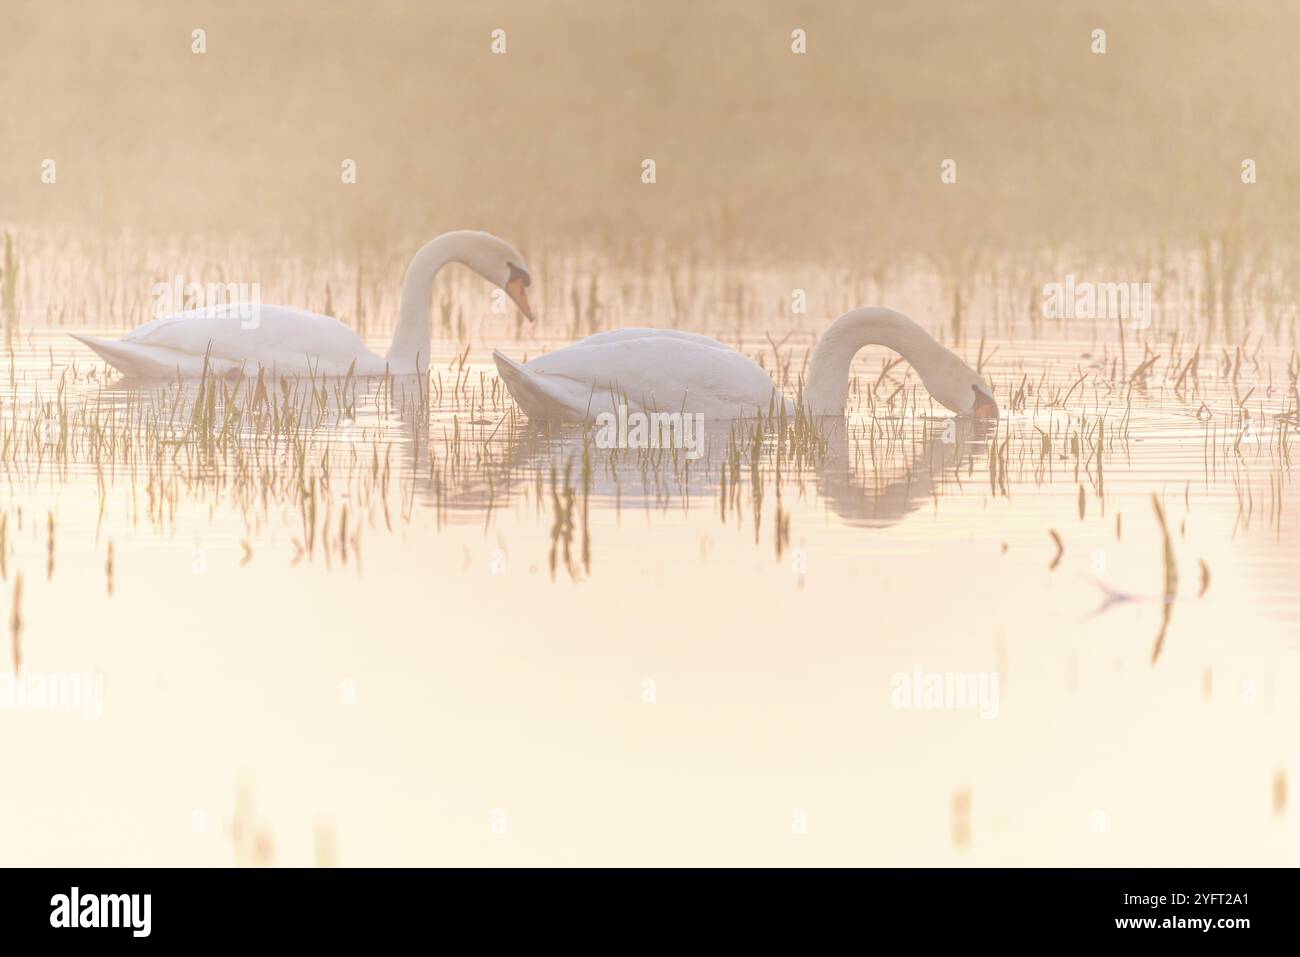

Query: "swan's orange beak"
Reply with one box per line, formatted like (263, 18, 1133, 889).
(506, 277, 536, 323)
(972, 386, 999, 419)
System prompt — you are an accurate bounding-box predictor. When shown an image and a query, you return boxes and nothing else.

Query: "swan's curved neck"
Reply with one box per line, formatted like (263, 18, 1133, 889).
(387, 233, 466, 372)
(803, 308, 952, 415)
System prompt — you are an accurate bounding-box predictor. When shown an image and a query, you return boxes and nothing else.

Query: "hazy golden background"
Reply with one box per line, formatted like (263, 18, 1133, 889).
(3, 0, 1298, 261)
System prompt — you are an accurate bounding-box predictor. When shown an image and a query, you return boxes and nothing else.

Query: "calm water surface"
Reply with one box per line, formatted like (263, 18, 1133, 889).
(1, 259, 1297, 866)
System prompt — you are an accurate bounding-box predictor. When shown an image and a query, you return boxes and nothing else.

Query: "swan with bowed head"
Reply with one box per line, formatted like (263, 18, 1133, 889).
(495, 307, 997, 420)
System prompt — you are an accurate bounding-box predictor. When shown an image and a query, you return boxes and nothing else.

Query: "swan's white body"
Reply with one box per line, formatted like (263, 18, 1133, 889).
(73, 305, 388, 378)
(72, 230, 534, 379)
(494, 307, 997, 420)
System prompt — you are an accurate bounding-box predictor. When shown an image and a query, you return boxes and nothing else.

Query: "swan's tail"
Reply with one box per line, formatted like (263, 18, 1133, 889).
(69, 334, 147, 376)
(70, 333, 193, 378)
(493, 349, 557, 418)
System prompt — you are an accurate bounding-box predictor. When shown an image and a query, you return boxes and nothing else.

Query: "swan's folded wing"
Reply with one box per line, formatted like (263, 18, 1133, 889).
(524, 334, 782, 417)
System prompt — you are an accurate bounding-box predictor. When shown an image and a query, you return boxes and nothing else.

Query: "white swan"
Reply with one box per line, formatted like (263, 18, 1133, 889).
(71, 230, 534, 378)
(493, 307, 998, 420)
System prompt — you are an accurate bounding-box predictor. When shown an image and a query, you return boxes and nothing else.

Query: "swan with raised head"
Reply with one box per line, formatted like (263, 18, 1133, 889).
(71, 230, 535, 378)
(493, 307, 998, 420)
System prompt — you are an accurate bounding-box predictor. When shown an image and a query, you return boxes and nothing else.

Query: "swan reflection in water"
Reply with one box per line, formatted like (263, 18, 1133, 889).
(426, 411, 995, 530)
(813, 416, 995, 527)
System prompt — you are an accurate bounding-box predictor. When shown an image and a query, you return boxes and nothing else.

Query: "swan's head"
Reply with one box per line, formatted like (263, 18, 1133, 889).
(455, 231, 536, 322)
(970, 382, 999, 418)
(956, 374, 1003, 416)
(934, 365, 998, 418)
